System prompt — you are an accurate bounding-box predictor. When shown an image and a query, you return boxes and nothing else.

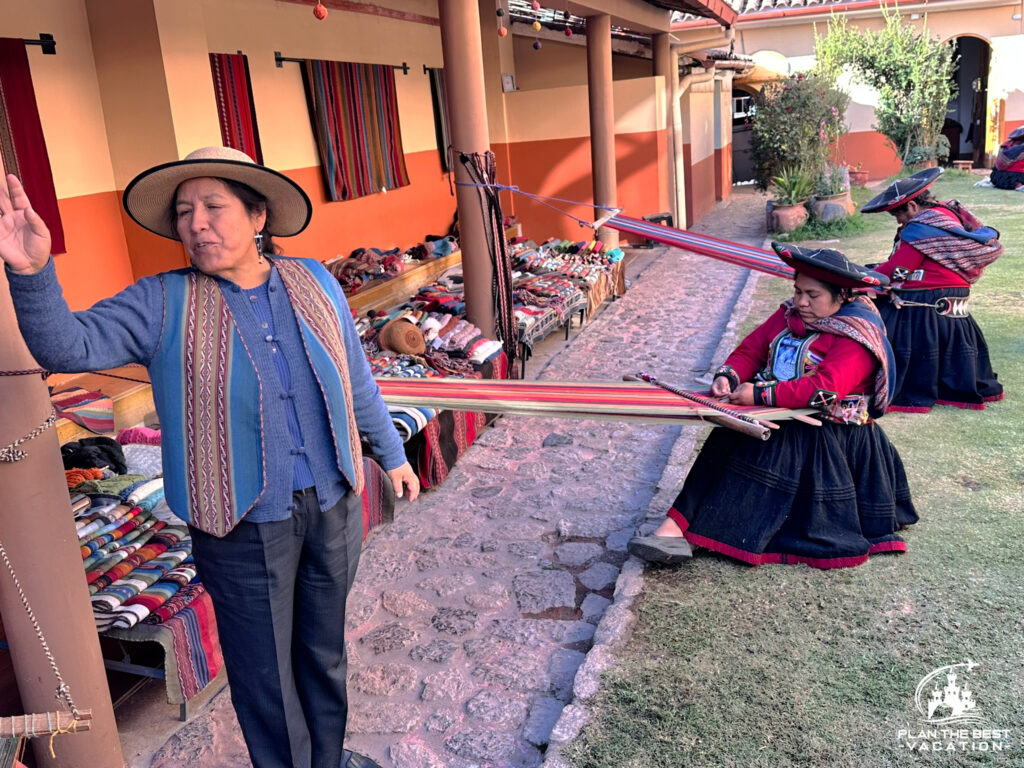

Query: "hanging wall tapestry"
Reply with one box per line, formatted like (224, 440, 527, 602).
(302, 59, 410, 201)
(426, 67, 451, 172)
(0, 37, 66, 253)
(209, 52, 264, 164)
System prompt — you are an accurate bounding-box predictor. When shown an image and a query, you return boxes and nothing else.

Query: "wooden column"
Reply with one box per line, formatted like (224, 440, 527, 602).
(586, 14, 619, 248)
(0, 272, 123, 766)
(438, 0, 496, 337)
(652, 33, 675, 224)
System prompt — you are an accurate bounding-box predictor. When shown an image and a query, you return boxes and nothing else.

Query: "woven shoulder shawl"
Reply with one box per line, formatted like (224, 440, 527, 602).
(900, 207, 1003, 284)
(782, 296, 895, 418)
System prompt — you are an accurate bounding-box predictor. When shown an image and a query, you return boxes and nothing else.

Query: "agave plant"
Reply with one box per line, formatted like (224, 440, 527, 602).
(770, 166, 815, 205)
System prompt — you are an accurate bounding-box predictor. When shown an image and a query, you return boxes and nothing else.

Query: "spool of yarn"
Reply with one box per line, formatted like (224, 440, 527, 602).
(379, 318, 427, 356)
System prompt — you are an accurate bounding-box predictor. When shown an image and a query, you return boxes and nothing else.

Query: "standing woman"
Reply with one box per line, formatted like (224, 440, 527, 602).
(861, 168, 1004, 412)
(629, 245, 917, 569)
(0, 146, 418, 768)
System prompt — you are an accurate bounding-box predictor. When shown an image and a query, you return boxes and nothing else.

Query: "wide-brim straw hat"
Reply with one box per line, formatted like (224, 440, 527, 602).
(860, 167, 942, 214)
(122, 146, 312, 240)
(772, 242, 889, 290)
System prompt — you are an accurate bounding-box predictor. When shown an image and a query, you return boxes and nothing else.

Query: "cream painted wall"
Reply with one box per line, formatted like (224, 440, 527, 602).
(682, 81, 715, 163)
(0, 0, 116, 197)
(504, 77, 663, 142)
(990, 34, 1024, 121)
(155, 0, 222, 159)
(200, 0, 444, 172)
(513, 37, 654, 90)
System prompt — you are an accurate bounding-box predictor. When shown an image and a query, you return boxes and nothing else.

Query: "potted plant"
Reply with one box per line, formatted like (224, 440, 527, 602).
(810, 164, 855, 222)
(767, 166, 813, 233)
(848, 162, 869, 187)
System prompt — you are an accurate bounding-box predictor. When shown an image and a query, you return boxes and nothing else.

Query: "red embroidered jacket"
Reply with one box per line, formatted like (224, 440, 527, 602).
(719, 307, 876, 415)
(875, 207, 969, 289)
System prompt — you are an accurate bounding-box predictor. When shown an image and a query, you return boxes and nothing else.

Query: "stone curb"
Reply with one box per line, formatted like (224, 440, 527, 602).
(538, 251, 768, 768)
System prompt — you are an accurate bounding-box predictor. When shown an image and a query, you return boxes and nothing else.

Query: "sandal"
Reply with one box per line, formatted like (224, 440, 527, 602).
(627, 535, 693, 565)
(343, 750, 383, 768)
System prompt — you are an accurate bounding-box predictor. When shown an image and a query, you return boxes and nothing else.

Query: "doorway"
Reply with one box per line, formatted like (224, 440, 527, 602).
(945, 36, 991, 167)
(731, 85, 758, 183)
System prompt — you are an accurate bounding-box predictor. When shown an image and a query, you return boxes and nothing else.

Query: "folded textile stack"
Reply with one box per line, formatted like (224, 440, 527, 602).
(326, 246, 406, 294)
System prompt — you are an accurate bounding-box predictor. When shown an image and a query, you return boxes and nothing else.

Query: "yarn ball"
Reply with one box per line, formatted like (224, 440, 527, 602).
(531, 0, 541, 9)
(313, 2, 328, 20)
(498, 25, 508, 37)
(532, 20, 542, 30)
(496, 6, 504, 16)
(565, 27, 573, 37)
(533, 39, 542, 50)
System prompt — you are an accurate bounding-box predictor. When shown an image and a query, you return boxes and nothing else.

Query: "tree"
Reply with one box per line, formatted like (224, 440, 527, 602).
(814, 8, 957, 165)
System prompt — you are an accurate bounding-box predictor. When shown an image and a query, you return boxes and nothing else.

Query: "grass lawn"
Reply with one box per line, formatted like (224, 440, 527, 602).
(564, 174, 1024, 768)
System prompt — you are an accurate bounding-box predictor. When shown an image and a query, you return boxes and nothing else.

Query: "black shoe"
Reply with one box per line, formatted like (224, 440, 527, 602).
(342, 750, 383, 768)
(627, 534, 693, 564)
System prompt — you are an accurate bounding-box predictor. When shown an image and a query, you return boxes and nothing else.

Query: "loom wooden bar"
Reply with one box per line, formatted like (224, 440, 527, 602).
(586, 14, 619, 249)
(0, 271, 124, 766)
(0, 710, 93, 739)
(438, 0, 495, 337)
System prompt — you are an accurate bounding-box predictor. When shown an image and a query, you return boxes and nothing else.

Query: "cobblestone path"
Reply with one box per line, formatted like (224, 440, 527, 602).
(145, 191, 769, 768)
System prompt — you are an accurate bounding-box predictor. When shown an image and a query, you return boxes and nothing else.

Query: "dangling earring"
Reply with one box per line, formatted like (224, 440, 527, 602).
(255, 232, 264, 264)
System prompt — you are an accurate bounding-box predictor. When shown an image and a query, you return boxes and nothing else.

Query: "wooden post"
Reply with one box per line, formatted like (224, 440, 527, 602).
(0, 269, 124, 767)
(438, 0, 496, 338)
(586, 14, 619, 249)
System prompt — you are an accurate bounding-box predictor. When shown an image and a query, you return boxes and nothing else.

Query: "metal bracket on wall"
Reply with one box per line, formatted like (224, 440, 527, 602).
(23, 33, 56, 55)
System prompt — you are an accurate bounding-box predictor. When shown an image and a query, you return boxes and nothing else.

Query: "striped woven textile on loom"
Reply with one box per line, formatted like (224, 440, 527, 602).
(375, 378, 813, 425)
(302, 59, 410, 201)
(605, 215, 795, 279)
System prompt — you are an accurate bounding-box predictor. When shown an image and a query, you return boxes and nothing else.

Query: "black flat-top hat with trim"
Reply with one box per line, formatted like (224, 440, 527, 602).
(122, 146, 313, 241)
(860, 167, 942, 214)
(771, 242, 890, 290)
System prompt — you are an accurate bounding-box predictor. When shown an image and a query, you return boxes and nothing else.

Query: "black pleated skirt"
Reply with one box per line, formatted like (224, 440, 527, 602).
(877, 288, 1003, 412)
(990, 169, 1024, 190)
(666, 420, 918, 569)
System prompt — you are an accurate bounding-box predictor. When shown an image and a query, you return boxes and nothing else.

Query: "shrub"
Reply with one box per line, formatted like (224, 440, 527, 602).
(770, 166, 816, 204)
(750, 73, 849, 191)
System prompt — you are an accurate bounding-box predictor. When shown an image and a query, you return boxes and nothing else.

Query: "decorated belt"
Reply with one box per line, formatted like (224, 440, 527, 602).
(890, 293, 969, 317)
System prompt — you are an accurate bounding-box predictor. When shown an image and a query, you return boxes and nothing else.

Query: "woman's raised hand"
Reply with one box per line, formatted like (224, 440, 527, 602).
(0, 174, 52, 275)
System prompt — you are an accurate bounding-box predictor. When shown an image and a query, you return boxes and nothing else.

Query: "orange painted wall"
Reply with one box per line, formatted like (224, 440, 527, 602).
(52, 191, 136, 310)
(713, 147, 732, 202)
(115, 148, 457, 279)
(497, 130, 664, 244)
(683, 145, 717, 226)
(834, 130, 902, 179)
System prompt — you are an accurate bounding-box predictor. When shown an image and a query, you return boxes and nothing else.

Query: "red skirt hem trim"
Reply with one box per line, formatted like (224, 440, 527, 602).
(666, 508, 907, 570)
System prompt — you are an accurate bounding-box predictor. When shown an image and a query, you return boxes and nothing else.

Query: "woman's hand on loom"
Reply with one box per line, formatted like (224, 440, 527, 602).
(727, 383, 755, 406)
(0, 174, 52, 275)
(388, 461, 421, 501)
(710, 375, 733, 398)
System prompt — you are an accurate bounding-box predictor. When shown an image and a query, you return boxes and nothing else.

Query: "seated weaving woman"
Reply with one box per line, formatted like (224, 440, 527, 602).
(861, 168, 1004, 412)
(628, 244, 918, 569)
(991, 125, 1024, 190)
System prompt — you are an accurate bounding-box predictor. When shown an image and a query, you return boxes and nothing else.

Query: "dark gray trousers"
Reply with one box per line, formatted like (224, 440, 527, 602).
(190, 488, 363, 768)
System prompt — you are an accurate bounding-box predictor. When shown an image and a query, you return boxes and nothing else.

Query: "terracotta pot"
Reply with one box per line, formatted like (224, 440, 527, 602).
(767, 200, 808, 233)
(849, 169, 869, 187)
(810, 191, 855, 223)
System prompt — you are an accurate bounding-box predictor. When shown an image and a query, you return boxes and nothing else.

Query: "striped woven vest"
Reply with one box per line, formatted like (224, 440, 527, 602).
(150, 258, 364, 536)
